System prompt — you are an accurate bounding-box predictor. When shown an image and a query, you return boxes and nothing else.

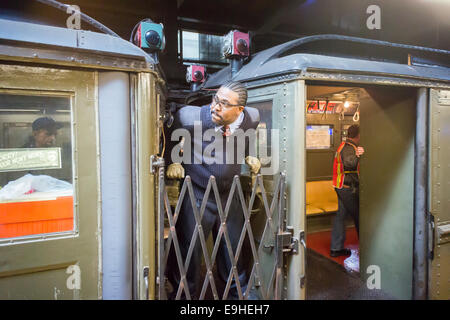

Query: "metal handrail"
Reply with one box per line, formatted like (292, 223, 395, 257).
(34, 0, 121, 37)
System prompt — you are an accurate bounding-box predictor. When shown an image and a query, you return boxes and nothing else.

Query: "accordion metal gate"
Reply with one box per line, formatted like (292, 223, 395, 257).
(155, 163, 297, 300)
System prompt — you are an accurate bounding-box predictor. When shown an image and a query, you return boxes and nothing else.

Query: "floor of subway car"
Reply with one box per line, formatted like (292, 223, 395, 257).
(307, 227, 359, 272)
(306, 248, 395, 300)
(306, 227, 395, 300)
(167, 227, 394, 300)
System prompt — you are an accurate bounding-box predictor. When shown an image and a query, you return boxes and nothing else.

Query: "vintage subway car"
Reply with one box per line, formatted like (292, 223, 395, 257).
(0, 18, 449, 300)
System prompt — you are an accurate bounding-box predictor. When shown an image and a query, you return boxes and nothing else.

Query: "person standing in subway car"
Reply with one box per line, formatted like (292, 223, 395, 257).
(164, 81, 261, 300)
(331, 124, 364, 257)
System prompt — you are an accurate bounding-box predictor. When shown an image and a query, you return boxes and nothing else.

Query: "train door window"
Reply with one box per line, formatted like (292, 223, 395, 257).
(247, 100, 273, 174)
(178, 30, 227, 65)
(0, 93, 74, 239)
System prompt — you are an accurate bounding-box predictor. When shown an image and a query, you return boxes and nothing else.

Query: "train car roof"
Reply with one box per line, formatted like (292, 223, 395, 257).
(204, 35, 450, 88)
(0, 18, 155, 71)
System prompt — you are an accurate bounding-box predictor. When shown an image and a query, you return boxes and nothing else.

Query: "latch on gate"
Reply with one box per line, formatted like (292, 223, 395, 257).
(150, 155, 165, 174)
(277, 226, 299, 254)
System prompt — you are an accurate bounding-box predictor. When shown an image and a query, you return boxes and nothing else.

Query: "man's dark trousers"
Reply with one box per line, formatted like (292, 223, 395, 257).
(330, 187, 360, 251)
(167, 182, 248, 299)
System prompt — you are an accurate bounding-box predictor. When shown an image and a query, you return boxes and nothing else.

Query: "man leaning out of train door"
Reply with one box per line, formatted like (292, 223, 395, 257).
(164, 81, 261, 300)
(331, 124, 364, 257)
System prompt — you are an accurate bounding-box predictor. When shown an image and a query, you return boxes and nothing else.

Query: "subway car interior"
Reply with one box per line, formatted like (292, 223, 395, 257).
(304, 84, 417, 299)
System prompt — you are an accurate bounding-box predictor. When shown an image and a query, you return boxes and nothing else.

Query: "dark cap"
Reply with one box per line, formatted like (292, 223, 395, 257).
(32, 117, 63, 133)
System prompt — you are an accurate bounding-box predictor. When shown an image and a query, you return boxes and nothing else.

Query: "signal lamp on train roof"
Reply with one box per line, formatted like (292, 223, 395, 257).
(222, 30, 250, 58)
(186, 65, 206, 92)
(132, 20, 166, 52)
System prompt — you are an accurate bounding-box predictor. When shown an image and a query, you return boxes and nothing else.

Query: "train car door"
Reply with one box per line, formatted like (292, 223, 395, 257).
(0, 64, 100, 299)
(134, 72, 162, 300)
(359, 86, 417, 299)
(429, 89, 450, 300)
(246, 80, 306, 300)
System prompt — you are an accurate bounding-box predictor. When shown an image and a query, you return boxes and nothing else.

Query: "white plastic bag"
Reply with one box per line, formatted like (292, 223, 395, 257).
(0, 174, 72, 201)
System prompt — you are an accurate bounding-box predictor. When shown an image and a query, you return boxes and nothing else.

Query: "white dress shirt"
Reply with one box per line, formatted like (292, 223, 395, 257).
(214, 111, 244, 135)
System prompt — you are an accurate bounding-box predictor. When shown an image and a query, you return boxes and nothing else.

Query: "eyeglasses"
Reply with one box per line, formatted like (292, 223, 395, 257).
(212, 95, 241, 109)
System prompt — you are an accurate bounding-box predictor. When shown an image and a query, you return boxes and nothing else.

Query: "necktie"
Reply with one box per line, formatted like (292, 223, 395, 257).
(221, 125, 231, 137)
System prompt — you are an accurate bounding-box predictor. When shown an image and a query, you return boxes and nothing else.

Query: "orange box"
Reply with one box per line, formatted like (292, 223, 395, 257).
(0, 196, 73, 239)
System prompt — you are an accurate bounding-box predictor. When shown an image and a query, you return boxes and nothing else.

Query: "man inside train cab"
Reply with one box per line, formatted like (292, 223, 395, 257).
(331, 124, 364, 257)
(22, 117, 62, 148)
(164, 81, 261, 300)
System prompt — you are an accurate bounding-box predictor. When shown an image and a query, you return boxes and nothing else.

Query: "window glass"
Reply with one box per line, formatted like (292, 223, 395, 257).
(247, 100, 273, 172)
(180, 30, 227, 64)
(306, 125, 333, 149)
(0, 93, 74, 239)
